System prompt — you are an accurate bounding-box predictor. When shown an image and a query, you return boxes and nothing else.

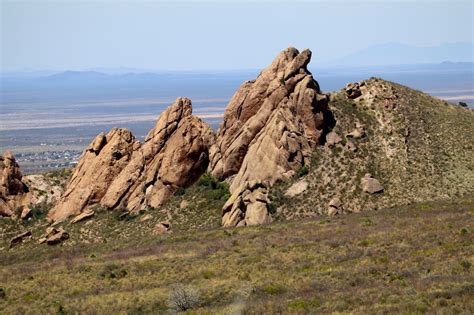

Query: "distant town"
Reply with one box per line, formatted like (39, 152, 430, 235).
(15, 149, 81, 174)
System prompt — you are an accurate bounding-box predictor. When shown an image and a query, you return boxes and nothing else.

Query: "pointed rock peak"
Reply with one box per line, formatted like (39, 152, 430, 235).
(48, 97, 215, 223)
(209, 46, 331, 186)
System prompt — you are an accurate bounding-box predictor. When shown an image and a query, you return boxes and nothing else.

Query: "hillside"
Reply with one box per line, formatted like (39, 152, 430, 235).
(273, 77, 474, 220)
(1, 197, 473, 313)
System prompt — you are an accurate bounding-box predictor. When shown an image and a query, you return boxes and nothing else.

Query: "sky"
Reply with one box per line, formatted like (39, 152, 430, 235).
(1, 0, 473, 72)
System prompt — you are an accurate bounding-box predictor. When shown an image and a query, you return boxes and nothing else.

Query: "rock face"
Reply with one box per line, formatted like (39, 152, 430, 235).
(101, 98, 214, 212)
(48, 129, 140, 223)
(222, 181, 272, 227)
(0, 151, 31, 218)
(209, 47, 330, 193)
(48, 98, 214, 223)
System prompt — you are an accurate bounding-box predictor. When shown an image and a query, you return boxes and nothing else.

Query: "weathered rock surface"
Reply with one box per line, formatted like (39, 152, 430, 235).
(0, 151, 32, 218)
(102, 98, 214, 212)
(284, 180, 309, 197)
(48, 98, 214, 223)
(361, 173, 384, 194)
(346, 123, 365, 139)
(48, 129, 140, 223)
(209, 47, 330, 194)
(70, 210, 95, 224)
(345, 82, 362, 99)
(39, 226, 69, 245)
(327, 197, 342, 216)
(9, 231, 32, 248)
(222, 181, 272, 227)
(153, 221, 170, 235)
(326, 131, 342, 147)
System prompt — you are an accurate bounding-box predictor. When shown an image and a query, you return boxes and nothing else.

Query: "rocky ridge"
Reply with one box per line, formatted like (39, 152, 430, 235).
(48, 98, 214, 223)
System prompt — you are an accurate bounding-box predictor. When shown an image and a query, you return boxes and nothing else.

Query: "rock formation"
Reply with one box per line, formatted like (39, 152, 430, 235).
(209, 47, 330, 192)
(48, 98, 214, 223)
(48, 128, 140, 223)
(209, 47, 331, 226)
(101, 97, 214, 212)
(222, 181, 272, 227)
(0, 151, 32, 218)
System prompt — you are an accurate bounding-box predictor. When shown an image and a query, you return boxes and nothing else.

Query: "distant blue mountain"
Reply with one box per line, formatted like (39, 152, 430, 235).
(327, 42, 474, 67)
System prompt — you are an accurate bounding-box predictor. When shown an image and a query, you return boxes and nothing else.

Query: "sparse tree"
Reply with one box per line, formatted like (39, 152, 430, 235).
(459, 102, 468, 108)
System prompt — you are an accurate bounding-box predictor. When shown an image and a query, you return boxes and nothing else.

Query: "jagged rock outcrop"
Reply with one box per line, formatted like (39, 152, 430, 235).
(48, 98, 214, 223)
(222, 181, 272, 227)
(0, 151, 32, 218)
(209, 47, 330, 193)
(48, 129, 140, 223)
(101, 97, 214, 211)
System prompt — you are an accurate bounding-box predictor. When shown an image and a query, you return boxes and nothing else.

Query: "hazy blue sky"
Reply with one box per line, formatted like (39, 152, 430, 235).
(1, 0, 473, 71)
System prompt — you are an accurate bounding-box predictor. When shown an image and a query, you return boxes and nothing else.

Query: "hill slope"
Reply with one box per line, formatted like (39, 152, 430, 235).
(273, 78, 474, 219)
(0, 198, 472, 313)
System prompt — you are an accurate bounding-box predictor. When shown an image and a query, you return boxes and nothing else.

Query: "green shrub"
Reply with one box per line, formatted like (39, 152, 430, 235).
(297, 165, 309, 177)
(263, 283, 286, 295)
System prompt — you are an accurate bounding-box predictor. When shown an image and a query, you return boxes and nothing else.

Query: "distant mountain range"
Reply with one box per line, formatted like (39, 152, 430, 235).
(326, 42, 474, 66)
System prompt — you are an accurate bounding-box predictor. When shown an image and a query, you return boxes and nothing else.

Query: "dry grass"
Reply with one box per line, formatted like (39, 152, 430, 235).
(1, 196, 473, 314)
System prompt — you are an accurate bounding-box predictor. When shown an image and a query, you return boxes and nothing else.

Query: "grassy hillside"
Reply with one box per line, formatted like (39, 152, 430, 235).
(1, 197, 473, 314)
(274, 78, 474, 219)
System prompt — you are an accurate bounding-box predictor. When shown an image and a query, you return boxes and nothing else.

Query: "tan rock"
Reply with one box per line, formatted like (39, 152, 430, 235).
(46, 227, 69, 245)
(153, 221, 170, 235)
(222, 181, 272, 227)
(209, 47, 330, 195)
(38, 226, 69, 245)
(326, 131, 342, 147)
(48, 128, 140, 223)
(48, 98, 214, 222)
(0, 151, 32, 218)
(284, 180, 309, 197)
(180, 200, 189, 209)
(346, 124, 365, 139)
(101, 97, 214, 212)
(20, 207, 32, 220)
(139, 214, 152, 222)
(346, 82, 362, 99)
(327, 197, 342, 216)
(9, 231, 32, 248)
(346, 140, 357, 152)
(70, 210, 94, 224)
(361, 173, 384, 194)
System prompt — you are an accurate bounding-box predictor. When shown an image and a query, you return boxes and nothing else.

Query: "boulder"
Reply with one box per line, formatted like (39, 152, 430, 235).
(209, 47, 331, 195)
(284, 180, 309, 197)
(361, 173, 384, 194)
(0, 151, 32, 218)
(346, 140, 357, 152)
(222, 181, 272, 227)
(326, 131, 342, 147)
(39, 227, 69, 245)
(154, 221, 170, 235)
(70, 209, 94, 224)
(327, 197, 342, 216)
(9, 231, 32, 248)
(346, 82, 362, 99)
(346, 123, 365, 139)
